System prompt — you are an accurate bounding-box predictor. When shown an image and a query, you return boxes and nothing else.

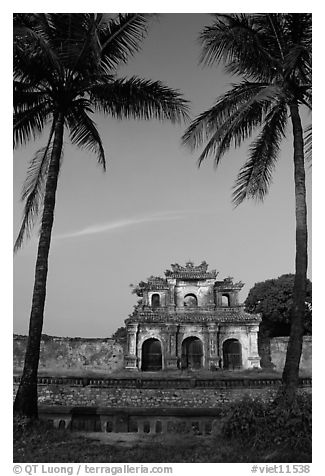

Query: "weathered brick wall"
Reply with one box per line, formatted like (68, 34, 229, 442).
(270, 336, 312, 372)
(13, 335, 124, 375)
(13, 335, 312, 376)
(12, 382, 311, 408)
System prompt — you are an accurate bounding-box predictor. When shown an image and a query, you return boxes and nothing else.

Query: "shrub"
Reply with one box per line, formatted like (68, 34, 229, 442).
(221, 393, 311, 458)
(265, 393, 312, 453)
(221, 396, 268, 442)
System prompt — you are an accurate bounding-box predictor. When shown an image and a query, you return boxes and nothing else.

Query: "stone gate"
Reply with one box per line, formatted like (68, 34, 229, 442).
(124, 261, 261, 371)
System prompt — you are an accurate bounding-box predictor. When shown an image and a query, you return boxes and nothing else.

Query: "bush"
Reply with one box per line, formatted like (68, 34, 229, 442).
(221, 393, 311, 459)
(14, 414, 60, 441)
(221, 397, 268, 441)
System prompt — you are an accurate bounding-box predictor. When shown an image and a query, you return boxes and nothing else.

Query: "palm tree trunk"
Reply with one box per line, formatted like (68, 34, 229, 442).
(280, 101, 308, 403)
(13, 113, 64, 418)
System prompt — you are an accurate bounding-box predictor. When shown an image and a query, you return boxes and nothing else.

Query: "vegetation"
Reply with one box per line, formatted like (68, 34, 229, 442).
(182, 14, 311, 402)
(221, 393, 311, 462)
(245, 274, 312, 335)
(111, 326, 127, 347)
(14, 393, 311, 462)
(245, 274, 312, 367)
(13, 13, 189, 418)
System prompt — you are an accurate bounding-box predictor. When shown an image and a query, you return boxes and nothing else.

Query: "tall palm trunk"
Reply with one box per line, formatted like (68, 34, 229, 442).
(281, 101, 308, 403)
(14, 113, 64, 418)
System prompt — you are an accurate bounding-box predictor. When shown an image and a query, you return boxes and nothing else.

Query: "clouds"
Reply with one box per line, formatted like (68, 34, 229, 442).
(53, 210, 190, 241)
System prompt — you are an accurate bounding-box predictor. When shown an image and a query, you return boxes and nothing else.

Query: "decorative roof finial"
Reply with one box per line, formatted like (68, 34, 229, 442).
(165, 261, 217, 279)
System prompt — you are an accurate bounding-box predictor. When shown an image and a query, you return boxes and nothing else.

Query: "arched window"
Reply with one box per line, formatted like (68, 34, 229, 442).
(151, 293, 160, 309)
(221, 294, 230, 307)
(184, 293, 198, 307)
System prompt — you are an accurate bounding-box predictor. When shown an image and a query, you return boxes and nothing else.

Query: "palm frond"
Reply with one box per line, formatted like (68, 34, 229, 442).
(41, 14, 102, 73)
(232, 100, 288, 206)
(66, 101, 106, 170)
(183, 82, 275, 149)
(14, 101, 52, 148)
(197, 98, 269, 166)
(98, 14, 153, 71)
(14, 15, 62, 85)
(200, 14, 279, 81)
(299, 92, 312, 110)
(284, 13, 312, 46)
(90, 76, 189, 123)
(283, 45, 310, 80)
(14, 126, 57, 252)
(182, 82, 282, 165)
(66, 15, 104, 77)
(14, 81, 48, 113)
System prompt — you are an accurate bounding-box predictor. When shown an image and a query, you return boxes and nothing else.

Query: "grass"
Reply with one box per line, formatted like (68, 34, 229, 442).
(14, 418, 311, 463)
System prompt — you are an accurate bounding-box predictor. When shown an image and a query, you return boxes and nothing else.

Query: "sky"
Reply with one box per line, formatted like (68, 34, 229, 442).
(13, 12, 312, 338)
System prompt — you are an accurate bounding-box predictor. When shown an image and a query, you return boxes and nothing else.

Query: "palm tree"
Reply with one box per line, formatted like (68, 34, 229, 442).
(14, 13, 189, 418)
(182, 13, 311, 403)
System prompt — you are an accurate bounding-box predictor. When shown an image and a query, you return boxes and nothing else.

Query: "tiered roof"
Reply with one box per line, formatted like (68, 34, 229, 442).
(126, 307, 261, 324)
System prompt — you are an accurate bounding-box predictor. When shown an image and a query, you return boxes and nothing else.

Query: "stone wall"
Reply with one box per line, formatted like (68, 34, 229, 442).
(13, 380, 311, 408)
(13, 334, 312, 376)
(270, 336, 312, 372)
(13, 335, 124, 376)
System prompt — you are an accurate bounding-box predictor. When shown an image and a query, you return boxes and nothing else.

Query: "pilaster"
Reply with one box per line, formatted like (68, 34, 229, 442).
(124, 323, 139, 370)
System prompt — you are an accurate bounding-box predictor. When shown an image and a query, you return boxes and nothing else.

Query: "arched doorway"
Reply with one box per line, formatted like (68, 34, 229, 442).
(181, 337, 203, 369)
(141, 338, 162, 371)
(223, 339, 242, 369)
